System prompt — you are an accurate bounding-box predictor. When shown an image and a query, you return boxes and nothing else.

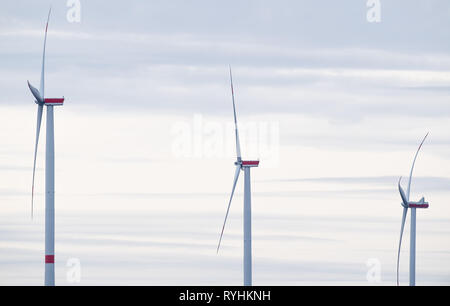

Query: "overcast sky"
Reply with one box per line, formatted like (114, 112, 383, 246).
(1, 0, 450, 285)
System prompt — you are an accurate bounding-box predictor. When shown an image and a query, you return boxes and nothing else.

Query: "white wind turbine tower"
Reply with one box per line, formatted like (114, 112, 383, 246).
(217, 67, 260, 286)
(397, 133, 429, 286)
(28, 8, 65, 286)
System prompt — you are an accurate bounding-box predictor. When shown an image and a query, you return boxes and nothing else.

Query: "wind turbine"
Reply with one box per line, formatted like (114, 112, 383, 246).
(28, 8, 65, 286)
(217, 67, 259, 286)
(397, 133, 429, 286)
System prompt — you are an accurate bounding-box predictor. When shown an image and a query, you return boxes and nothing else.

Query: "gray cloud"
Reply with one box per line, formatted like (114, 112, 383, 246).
(1, 1, 450, 121)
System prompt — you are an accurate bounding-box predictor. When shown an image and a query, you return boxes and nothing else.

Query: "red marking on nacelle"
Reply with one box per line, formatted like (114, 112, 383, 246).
(242, 160, 260, 166)
(409, 204, 429, 209)
(45, 255, 54, 264)
(44, 98, 64, 105)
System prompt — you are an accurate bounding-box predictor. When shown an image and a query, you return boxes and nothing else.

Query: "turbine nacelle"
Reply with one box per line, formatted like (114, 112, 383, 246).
(408, 197, 429, 209)
(235, 160, 260, 168)
(44, 98, 65, 106)
(241, 160, 260, 168)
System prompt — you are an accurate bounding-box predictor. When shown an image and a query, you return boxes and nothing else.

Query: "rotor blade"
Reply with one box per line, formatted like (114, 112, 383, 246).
(229, 66, 242, 161)
(217, 165, 241, 253)
(406, 133, 429, 199)
(31, 104, 44, 219)
(398, 177, 408, 208)
(40, 7, 51, 98)
(396, 207, 408, 286)
(27, 81, 43, 104)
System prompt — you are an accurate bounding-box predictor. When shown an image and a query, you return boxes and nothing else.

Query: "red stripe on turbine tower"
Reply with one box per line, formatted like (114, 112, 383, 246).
(45, 255, 54, 263)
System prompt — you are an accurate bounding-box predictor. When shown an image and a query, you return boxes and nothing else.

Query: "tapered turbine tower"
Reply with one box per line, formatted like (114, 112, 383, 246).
(28, 8, 65, 286)
(397, 133, 430, 286)
(217, 67, 260, 286)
